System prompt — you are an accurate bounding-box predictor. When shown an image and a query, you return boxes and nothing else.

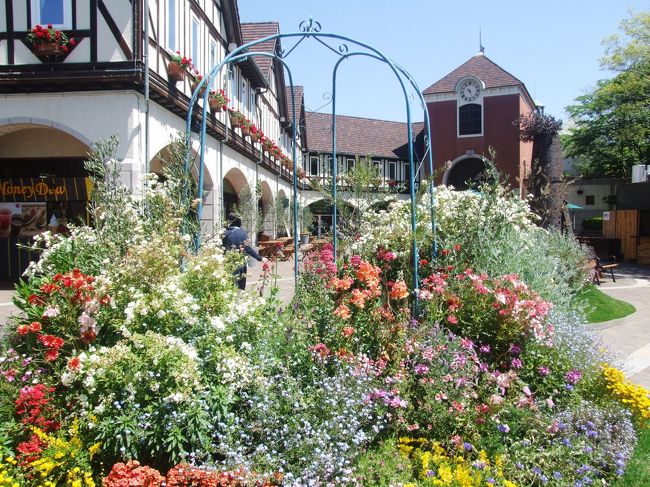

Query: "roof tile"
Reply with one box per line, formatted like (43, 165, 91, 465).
(423, 53, 524, 94)
(241, 22, 279, 80)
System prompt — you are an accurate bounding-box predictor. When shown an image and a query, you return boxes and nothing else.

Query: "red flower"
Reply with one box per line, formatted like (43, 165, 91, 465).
(342, 326, 355, 337)
(440, 249, 450, 256)
(17, 325, 30, 336)
(454, 244, 462, 252)
(37, 334, 64, 349)
(67, 356, 81, 370)
(44, 349, 59, 361)
(81, 330, 97, 344)
(29, 321, 42, 333)
(69, 38, 76, 46)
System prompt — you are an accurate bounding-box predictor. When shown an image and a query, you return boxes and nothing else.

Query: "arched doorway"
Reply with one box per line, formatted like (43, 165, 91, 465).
(307, 199, 356, 238)
(0, 123, 91, 280)
(258, 181, 274, 238)
(443, 155, 490, 190)
(223, 168, 253, 233)
(150, 144, 216, 233)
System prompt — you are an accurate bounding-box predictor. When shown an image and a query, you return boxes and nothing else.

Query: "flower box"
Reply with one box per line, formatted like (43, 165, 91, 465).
(191, 82, 206, 98)
(241, 125, 251, 137)
(32, 41, 63, 56)
(209, 99, 224, 112)
(168, 62, 186, 83)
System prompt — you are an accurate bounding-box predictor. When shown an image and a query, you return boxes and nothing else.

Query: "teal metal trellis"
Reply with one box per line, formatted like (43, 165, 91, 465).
(184, 18, 437, 303)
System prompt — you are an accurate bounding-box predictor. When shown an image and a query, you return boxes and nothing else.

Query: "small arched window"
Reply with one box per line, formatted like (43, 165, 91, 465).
(459, 103, 482, 136)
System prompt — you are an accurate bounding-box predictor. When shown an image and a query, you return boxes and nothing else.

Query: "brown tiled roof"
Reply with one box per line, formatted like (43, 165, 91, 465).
(285, 85, 304, 123)
(241, 22, 279, 80)
(423, 53, 524, 94)
(305, 111, 424, 160)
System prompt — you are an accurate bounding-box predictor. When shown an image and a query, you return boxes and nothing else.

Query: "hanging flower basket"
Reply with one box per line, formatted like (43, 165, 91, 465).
(208, 89, 229, 113)
(191, 82, 206, 98)
(229, 110, 244, 128)
(167, 62, 186, 83)
(209, 99, 224, 112)
(241, 125, 251, 137)
(32, 41, 63, 56)
(250, 127, 260, 143)
(27, 25, 76, 59)
(167, 51, 192, 83)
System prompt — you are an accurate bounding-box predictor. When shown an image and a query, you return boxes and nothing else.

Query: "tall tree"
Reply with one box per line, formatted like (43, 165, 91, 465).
(563, 11, 650, 178)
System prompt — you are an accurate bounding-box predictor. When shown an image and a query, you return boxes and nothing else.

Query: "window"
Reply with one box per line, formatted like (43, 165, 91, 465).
(347, 158, 355, 173)
(372, 160, 383, 178)
(31, 0, 71, 28)
(209, 40, 217, 88)
(242, 80, 248, 115)
(388, 161, 396, 180)
(404, 163, 410, 181)
(310, 156, 319, 176)
(458, 103, 482, 136)
(167, 0, 176, 51)
(585, 195, 595, 206)
(191, 15, 200, 72)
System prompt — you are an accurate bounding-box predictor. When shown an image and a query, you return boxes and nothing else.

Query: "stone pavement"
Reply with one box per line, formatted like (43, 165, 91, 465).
(592, 264, 650, 389)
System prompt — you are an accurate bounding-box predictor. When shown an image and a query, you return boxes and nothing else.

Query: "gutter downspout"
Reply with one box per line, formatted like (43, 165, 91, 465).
(143, 0, 150, 175)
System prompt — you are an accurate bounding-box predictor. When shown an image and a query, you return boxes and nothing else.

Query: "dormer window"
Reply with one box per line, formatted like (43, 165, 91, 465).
(31, 0, 72, 29)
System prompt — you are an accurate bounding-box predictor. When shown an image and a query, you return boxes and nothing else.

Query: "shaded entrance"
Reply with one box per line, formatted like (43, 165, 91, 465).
(444, 156, 489, 190)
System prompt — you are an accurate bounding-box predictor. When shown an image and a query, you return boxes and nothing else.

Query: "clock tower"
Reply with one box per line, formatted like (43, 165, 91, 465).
(423, 53, 537, 195)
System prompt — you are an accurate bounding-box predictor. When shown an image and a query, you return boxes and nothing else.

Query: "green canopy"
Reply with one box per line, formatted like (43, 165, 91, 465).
(567, 203, 583, 209)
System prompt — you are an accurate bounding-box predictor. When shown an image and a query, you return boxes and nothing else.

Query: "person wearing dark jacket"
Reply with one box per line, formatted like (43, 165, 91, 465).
(222, 212, 267, 290)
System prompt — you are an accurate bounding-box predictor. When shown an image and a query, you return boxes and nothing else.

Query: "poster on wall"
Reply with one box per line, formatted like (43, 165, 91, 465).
(0, 202, 48, 238)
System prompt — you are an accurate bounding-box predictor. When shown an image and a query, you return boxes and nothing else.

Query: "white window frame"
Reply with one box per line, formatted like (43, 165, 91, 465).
(310, 156, 319, 176)
(388, 161, 397, 180)
(167, 0, 177, 52)
(372, 159, 383, 178)
(208, 39, 218, 89)
(347, 158, 355, 174)
(457, 100, 484, 138)
(31, 0, 72, 29)
(190, 13, 201, 73)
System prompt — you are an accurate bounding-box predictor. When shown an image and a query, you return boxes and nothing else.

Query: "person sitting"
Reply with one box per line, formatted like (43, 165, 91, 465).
(222, 211, 267, 290)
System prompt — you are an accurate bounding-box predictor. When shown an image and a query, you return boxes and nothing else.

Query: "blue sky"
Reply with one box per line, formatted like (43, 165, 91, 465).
(238, 0, 647, 124)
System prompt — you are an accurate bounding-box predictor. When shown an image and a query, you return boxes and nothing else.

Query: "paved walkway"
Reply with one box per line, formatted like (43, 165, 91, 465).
(592, 264, 650, 388)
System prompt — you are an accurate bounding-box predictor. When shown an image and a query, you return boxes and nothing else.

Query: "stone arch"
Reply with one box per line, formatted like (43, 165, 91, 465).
(0, 118, 94, 150)
(0, 122, 91, 160)
(258, 180, 274, 238)
(223, 167, 251, 219)
(442, 154, 491, 190)
(149, 145, 214, 190)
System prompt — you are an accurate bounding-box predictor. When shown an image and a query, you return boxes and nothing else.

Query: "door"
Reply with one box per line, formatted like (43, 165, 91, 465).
(615, 210, 639, 261)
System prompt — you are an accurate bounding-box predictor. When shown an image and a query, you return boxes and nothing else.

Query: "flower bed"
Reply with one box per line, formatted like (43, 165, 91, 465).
(0, 136, 647, 486)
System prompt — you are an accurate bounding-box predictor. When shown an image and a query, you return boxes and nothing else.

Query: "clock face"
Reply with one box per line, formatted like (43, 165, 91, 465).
(459, 80, 480, 102)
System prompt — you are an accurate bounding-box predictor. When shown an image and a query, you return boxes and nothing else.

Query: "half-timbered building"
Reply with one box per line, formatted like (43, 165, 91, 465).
(0, 0, 304, 277)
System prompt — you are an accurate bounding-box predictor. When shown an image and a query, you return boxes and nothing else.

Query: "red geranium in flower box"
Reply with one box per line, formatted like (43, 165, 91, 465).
(27, 24, 76, 59)
(168, 51, 192, 83)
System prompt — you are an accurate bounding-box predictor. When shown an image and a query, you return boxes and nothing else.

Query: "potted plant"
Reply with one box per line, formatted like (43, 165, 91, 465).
(208, 88, 229, 112)
(168, 51, 192, 83)
(262, 138, 273, 154)
(250, 125, 261, 143)
(228, 109, 245, 128)
(282, 157, 293, 170)
(190, 70, 206, 96)
(274, 147, 284, 162)
(27, 24, 76, 57)
(240, 118, 252, 137)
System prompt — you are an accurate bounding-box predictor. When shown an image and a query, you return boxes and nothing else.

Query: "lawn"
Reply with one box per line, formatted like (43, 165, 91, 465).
(614, 428, 650, 487)
(576, 285, 636, 323)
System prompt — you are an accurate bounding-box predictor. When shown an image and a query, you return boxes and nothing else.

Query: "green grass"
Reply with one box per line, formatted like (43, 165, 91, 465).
(576, 285, 636, 323)
(614, 428, 650, 487)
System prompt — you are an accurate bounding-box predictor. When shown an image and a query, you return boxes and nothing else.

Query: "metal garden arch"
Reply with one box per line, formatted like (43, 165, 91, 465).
(185, 18, 437, 303)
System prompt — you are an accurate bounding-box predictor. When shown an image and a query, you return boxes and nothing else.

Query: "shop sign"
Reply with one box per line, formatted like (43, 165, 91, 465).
(0, 178, 91, 202)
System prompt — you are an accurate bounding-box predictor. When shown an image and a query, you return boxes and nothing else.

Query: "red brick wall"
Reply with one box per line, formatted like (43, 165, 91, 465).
(427, 93, 528, 189)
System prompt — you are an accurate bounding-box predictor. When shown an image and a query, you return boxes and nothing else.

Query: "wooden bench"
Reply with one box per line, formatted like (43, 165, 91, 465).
(599, 262, 619, 282)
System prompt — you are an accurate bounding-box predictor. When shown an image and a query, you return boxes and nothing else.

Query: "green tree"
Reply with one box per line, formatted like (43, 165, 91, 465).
(563, 11, 650, 178)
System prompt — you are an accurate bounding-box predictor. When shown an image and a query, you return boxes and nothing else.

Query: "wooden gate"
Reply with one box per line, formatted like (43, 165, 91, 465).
(603, 210, 639, 261)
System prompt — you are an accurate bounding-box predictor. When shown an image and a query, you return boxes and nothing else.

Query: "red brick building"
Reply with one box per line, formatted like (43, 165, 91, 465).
(423, 53, 537, 193)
